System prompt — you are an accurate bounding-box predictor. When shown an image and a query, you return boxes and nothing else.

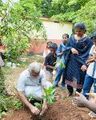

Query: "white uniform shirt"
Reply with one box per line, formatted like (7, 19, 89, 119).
(87, 45, 96, 79)
(16, 69, 52, 100)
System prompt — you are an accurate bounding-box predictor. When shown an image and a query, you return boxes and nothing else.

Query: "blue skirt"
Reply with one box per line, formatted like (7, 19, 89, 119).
(65, 54, 86, 88)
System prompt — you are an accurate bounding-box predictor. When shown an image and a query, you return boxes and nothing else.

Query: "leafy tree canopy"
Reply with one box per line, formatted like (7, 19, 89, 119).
(41, 0, 96, 34)
(0, 0, 46, 62)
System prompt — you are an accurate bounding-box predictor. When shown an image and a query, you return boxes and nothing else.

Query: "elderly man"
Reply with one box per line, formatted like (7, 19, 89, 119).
(16, 62, 52, 115)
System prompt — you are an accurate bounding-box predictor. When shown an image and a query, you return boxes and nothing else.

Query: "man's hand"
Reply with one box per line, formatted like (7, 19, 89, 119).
(71, 48, 79, 54)
(81, 65, 87, 72)
(29, 106, 40, 115)
(40, 101, 48, 116)
(73, 92, 88, 107)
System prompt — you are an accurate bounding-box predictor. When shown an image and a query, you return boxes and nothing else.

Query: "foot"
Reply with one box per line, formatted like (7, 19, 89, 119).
(60, 85, 65, 89)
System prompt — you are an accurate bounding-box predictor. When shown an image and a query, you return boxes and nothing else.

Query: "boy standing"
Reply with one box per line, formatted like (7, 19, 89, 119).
(44, 43, 57, 81)
(53, 33, 69, 88)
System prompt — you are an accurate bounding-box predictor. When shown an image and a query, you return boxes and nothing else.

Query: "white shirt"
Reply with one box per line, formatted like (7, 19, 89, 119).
(87, 45, 96, 78)
(16, 69, 52, 100)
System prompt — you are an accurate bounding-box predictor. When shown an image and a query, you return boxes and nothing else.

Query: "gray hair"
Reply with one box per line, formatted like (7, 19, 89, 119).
(28, 62, 41, 73)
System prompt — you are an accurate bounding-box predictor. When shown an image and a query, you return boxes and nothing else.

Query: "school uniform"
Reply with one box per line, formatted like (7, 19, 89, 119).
(44, 52, 57, 80)
(83, 45, 96, 97)
(53, 43, 70, 87)
(65, 35, 93, 95)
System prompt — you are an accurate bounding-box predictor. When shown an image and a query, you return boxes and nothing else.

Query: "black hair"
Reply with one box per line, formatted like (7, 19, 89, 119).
(47, 41, 52, 45)
(62, 33, 69, 39)
(49, 43, 58, 50)
(73, 23, 86, 32)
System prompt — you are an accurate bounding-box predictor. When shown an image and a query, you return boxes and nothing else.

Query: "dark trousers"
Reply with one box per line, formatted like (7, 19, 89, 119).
(67, 85, 82, 95)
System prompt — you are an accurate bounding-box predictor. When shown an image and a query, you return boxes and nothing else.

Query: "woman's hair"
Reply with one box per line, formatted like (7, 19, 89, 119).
(73, 23, 86, 32)
(62, 33, 69, 39)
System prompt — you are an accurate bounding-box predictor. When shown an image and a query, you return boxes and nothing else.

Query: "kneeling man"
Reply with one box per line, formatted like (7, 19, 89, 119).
(16, 62, 52, 115)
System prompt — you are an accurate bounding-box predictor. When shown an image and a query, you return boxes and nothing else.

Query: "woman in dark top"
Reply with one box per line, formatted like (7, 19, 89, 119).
(65, 23, 93, 96)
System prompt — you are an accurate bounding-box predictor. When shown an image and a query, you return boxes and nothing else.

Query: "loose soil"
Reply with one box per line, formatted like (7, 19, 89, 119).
(3, 98, 96, 120)
(2, 55, 96, 120)
(3, 88, 96, 120)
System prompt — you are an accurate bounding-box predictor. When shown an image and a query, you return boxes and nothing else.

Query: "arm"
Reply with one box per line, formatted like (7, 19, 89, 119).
(85, 100, 96, 113)
(67, 36, 79, 54)
(45, 65, 54, 70)
(56, 45, 63, 57)
(86, 45, 96, 64)
(40, 99, 47, 116)
(74, 92, 96, 113)
(56, 46, 72, 56)
(80, 40, 93, 71)
(39, 72, 52, 116)
(17, 91, 40, 115)
(86, 55, 96, 65)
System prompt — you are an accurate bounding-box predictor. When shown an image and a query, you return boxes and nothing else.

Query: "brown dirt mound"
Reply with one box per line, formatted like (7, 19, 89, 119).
(3, 64, 96, 120)
(3, 98, 96, 120)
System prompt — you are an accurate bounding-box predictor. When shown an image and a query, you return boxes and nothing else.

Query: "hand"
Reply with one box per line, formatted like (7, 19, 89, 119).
(73, 92, 88, 107)
(86, 56, 96, 64)
(86, 93, 96, 97)
(81, 65, 87, 72)
(86, 93, 96, 103)
(60, 52, 64, 55)
(40, 102, 48, 116)
(30, 106, 40, 115)
(71, 48, 79, 54)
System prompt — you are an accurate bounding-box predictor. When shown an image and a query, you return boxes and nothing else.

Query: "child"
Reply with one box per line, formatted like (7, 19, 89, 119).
(44, 43, 57, 81)
(83, 32, 96, 98)
(53, 33, 69, 88)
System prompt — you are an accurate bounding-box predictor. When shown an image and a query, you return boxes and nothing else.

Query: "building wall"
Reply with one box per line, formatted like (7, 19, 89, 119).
(43, 20, 72, 40)
(29, 19, 72, 54)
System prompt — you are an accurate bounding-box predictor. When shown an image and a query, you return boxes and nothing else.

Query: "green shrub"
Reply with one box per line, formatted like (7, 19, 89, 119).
(0, 95, 23, 119)
(0, 69, 6, 95)
(43, 86, 56, 104)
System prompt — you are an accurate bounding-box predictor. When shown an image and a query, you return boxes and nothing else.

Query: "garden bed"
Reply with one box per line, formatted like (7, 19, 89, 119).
(3, 97, 94, 120)
(2, 55, 96, 120)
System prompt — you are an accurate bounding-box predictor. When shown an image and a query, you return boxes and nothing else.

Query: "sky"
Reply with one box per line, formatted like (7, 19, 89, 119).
(2, 0, 18, 3)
